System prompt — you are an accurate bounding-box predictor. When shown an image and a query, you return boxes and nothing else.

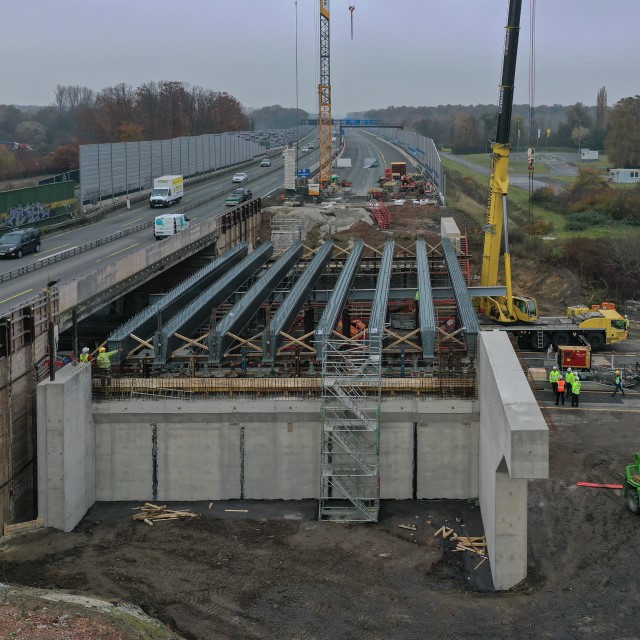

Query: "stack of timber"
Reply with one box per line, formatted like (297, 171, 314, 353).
(2, 518, 44, 538)
(434, 525, 488, 570)
(132, 503, 200, 526)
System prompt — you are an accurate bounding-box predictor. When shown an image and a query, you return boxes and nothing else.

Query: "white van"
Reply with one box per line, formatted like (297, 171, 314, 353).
(154, 213, 190, 239)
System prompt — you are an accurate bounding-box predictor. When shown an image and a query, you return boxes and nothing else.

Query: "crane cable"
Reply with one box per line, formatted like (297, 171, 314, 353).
(528, 0, 536, 234)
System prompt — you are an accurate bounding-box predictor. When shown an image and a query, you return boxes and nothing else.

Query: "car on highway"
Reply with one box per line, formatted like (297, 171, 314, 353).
(301, 147, 310, 153)
(225, 188, 253, 207)
(260, 159, 272, 167)
(232, 172, 248, 183)
(0, 228, 41, 258)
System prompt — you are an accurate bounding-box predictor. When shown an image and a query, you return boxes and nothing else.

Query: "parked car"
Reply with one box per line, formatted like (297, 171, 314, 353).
(260, 159, 272, 167)
(0, 228, 41, 258)
(232, 172, 248, 183)
(225, 188, 253, 207)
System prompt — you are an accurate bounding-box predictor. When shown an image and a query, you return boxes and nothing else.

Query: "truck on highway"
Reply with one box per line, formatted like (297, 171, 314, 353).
(482, 303, 628, 351)
(149, 175, 184, 208)
(154, 213, 190, 240)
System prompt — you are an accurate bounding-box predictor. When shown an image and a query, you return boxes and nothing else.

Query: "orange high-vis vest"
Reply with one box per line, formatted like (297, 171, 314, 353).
(557, 379, 565, 392)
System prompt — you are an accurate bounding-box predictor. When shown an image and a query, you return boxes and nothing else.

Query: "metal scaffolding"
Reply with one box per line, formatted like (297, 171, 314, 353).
(319, 335, 381, 523)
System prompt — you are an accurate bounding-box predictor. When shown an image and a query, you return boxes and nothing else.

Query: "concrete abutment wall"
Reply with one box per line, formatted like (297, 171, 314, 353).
(36, 330, 548, 590)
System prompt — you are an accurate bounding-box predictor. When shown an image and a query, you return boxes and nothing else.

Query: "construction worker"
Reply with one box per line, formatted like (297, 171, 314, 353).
(549, 365, 560, 396)
(565, 368, 575, 400)
(624, 315, 631, 333)
(97, 346, 121, 385)
(79, 347, 91, 364)
(571, 374, 582, 407)
(612, 370, 625, 398)
(555, 375, 565, 406)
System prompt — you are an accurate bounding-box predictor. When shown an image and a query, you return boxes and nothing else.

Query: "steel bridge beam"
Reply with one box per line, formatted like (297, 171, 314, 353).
(262, 241, 334, 364)
(315, 240, 364, 361)
(154, 242, 274, 364)
(416, 238, 437, 359)
(369, 239, 394, 351)
(209, 240, 305, 364)
(441, 236, 480, 356)
(109, 243, 248, 363)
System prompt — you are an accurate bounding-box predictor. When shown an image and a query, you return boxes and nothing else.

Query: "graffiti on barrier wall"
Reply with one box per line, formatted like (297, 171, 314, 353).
(2, 202, 51, 228)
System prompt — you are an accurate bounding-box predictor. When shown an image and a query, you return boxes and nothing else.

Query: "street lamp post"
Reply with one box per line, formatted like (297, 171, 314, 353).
(578, 119, 582, 157)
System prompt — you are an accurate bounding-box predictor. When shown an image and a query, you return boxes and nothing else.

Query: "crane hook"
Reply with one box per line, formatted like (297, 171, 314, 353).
(349, 4, 355, 40)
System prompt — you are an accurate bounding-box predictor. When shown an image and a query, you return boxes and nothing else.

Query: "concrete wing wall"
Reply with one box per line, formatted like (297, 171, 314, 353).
(37, 363, 95, 532)
(478, 331, 549, 591)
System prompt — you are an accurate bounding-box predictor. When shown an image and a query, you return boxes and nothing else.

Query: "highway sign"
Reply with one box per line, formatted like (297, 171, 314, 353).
(297, 169, 311, 178)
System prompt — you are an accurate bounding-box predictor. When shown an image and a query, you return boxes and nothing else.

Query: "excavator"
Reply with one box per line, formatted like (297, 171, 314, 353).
(476, 0, 538, 324)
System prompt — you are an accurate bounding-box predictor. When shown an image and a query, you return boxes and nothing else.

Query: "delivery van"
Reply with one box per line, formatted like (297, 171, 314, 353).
(154, 213, 190, 239)
(149, 175, 184, 208)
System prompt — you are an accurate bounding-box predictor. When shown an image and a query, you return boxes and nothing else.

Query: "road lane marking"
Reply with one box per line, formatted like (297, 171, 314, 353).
(0, 288, 33, 305)
(96, 243, 140, 263)
(123, 218, 143, 226)
(40, 243, 71, 255)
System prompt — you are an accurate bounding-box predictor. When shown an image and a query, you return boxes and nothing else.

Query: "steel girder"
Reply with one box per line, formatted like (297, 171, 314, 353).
(441, 236, 479, 356)
(209, 240, 305, 364)
(315, 239, 364, 361)
(108, 242, 248, 363)
(416, 239, 437, 359)
(153, 242, 273, 364)
(368, 239, 394, 352)
(262, 241, 334, 364)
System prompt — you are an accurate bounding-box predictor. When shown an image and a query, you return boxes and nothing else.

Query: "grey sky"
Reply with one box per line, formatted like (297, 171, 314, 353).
(3, 0, 639, 116)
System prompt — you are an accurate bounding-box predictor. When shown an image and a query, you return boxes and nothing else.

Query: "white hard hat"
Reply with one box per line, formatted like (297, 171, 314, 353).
(567, 368, 571, 371)
(82, 347, 89, 353)
(553, 365, 557, 370)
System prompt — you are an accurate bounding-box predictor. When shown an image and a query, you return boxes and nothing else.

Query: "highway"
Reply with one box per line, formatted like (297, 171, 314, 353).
(0, 151, 304, 316)
(0, 128, 415, 316)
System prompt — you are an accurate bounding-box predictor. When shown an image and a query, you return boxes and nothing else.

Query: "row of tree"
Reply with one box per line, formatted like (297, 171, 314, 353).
(353, 90, 640, 168)
(0, 83, 313, 181)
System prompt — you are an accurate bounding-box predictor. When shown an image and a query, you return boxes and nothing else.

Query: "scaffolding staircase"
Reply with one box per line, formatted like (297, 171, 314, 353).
(319, 338, 381, 522)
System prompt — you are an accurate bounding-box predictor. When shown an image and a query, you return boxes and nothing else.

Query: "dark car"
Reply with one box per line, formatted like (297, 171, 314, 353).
(225, 188, 253, 207)
(0, 228, 41, 258)
(260, 159, 272, 167)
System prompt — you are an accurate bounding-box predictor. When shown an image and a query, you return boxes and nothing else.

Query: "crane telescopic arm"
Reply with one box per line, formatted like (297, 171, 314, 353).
(478, 0, 538, 324)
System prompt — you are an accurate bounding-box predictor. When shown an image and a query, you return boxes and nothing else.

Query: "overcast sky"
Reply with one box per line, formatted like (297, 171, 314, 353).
(3, 0, 639, 116)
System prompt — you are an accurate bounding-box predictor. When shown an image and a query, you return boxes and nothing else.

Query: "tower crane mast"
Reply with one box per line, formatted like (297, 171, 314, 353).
(318, 0, 332, 186)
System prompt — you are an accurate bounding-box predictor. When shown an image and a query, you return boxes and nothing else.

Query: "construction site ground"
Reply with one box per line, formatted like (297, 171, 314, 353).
(2, 202, 638, 639)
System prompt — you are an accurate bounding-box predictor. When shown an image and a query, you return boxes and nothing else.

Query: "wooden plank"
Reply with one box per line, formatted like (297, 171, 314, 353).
(398, 524, 417, 531)
(433, 526, 444, 538)
(3, 518, 44, 536)
(224, 509, 249, 513)
(474, 556, 488, 570)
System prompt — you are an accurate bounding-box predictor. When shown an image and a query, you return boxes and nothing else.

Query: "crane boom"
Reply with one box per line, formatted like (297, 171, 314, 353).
(318, 0, 332, 186)
(478, 0, 538, 324)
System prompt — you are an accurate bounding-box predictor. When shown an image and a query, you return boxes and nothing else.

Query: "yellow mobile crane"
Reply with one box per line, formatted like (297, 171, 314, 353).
(476, 0, 628, 351)
(477, 0, 538, 324)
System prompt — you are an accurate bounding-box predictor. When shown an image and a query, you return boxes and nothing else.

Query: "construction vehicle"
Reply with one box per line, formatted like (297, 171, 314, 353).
(391, 161, 407, 179)
(623, 454, 640, 514)
(473, 0, 627, 351)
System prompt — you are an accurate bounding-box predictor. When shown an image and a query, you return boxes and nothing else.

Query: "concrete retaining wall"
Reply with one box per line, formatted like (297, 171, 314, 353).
(37, 363, 95, 532)
(92, 398, 478, 502)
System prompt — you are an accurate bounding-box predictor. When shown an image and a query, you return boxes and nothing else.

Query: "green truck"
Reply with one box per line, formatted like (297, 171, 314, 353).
(623, 453, 640, 514)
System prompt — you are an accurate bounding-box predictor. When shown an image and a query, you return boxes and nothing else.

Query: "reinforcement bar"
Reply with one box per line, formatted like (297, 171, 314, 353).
(315, 240, 364, 361)
(262, 241, 335, 363)
(369, 239, 394, 351)
(154, 242, 274, 364)
(441, 236, 479, 356)
(109, 242, 248, 363)
(209, 240, 305, 364)
(416, 239, 437, 358)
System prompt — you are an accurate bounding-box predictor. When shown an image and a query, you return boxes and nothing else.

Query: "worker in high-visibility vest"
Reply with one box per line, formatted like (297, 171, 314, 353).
(549, 366, 560, 396)
(571, 375, 582, 407)
(555, 375, 565, 406)
(565, 368, 575, 399)
(79, 347, 91, 364)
